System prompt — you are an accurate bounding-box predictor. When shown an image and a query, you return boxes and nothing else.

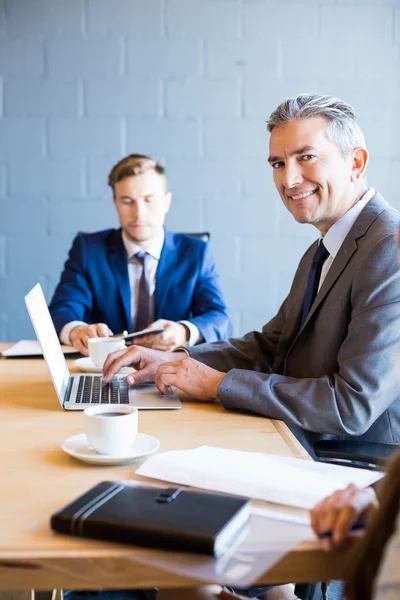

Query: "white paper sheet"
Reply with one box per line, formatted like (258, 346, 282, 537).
(136, 445, 383, 509)
(2, 340, 77, 357)
(123, 505, 312, 587)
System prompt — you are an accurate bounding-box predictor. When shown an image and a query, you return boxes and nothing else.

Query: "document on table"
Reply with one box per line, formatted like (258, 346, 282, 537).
(2, 340, 78, 357)
(136, 445, 383, 509)
(123, 504, 313, 587)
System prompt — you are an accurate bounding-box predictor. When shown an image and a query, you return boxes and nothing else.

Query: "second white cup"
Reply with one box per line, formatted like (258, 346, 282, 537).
(84, 405, 138, 455)
(88, 337, 126, 368)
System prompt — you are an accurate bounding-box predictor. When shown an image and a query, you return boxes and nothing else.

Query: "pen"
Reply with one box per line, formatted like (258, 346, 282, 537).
(319, 519, 366, 539)
(111, 330, 128, 338)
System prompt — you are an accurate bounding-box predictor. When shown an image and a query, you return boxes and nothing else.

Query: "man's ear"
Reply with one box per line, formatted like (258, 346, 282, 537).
(164, 191, 172, 214)
(350, 147, 369, 182)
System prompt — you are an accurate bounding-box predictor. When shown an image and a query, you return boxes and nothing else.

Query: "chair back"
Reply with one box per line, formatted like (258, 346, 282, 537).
(181, 232, 210, 242)
(346, 450, 400, 600)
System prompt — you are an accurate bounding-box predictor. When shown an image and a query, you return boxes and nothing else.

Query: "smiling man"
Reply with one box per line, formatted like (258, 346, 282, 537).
(103, 94, 400, 458)
(49, 154, 232, 354)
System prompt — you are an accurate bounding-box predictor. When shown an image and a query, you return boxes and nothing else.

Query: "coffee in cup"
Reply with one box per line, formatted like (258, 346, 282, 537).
(84, 405, 138, 455)
(88, 337, 126, 368)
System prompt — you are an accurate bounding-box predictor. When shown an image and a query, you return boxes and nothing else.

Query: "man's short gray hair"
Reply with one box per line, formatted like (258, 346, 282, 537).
(267, 92, 366, 158)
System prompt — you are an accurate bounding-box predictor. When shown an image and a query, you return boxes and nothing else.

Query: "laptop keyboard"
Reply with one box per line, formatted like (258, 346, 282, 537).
(74, 375, 129, 404)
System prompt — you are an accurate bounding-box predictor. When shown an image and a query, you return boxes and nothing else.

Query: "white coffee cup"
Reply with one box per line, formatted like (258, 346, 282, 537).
(88, 337, 126, 368)
(84, 405, 138, 455)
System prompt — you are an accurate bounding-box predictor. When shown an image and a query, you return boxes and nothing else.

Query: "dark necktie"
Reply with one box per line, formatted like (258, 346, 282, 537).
(134, 251, 151, 332)
(300, 241, 329, 327)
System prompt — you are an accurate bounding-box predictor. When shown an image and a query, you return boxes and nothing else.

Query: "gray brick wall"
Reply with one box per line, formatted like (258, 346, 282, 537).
(0, 0, 399, 340)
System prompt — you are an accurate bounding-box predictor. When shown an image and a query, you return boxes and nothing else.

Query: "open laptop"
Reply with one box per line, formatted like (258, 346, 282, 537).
(25, 283, 181, 411)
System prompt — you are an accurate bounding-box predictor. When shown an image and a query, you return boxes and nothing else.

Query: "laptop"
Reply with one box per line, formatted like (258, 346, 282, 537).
(25, 283, 182, 411)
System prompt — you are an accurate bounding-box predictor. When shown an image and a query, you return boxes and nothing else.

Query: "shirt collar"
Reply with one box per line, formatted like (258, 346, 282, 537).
(322, 188, 375, 258)
(121, 228, 165, 261)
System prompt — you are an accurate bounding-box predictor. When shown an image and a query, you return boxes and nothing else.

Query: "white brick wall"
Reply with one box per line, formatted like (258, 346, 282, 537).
(0, 0, 399, 340)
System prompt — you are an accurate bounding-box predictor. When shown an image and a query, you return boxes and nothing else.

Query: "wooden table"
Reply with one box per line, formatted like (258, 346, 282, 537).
(0, 344, 355, 591)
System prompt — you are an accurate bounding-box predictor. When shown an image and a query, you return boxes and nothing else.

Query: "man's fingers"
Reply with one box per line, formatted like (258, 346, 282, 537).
(148, 319, 167, 329)
(310, 485, 372, 551)
(103, 347, 129, 373)
(140, 332, 177, 351)
(153, 344, 175, 351)
(103, 347, 140, 381)
(74, 337, 89, 356)
(157, 361, 181, 372)
(310, 503, 322, 536)
(134, 334, 177, 351)
(310, 493, 340, 551)
(126, 366, 157, 385)
(82, 333, 93, 347)
(130, 336, 147, 346)
(96, 323, 112, 337)
(86, 325, 100, 338)
(333, 487, 376, 545)
(149, 339, 175, 351)
(71, 323, 115, 356)
(333, 504, 357, 545)
(71, 332, 91, 354)
(155, 364, 179, 393)
(156, 372, 176, 394)
(134, 334, 163, 348)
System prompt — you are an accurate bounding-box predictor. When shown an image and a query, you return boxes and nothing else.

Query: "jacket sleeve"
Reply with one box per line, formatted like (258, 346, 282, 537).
(192, 233, 400, 438)
(49, 234, 94, 335)
(188, 295, 287, 373)
(186, 241, 233, 343)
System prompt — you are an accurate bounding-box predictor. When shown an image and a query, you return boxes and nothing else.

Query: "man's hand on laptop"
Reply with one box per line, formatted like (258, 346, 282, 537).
(156, 357, 226, 401)
(133, 319, 189, 351)
(102, 345, 187, 384)
(70, 323, 113, 356)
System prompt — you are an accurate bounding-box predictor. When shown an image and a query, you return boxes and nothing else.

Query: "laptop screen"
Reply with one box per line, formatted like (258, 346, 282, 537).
(25, 283, 70, 405)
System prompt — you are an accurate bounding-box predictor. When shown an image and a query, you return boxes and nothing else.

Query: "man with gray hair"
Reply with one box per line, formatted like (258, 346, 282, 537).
(104, 92, 400, 460)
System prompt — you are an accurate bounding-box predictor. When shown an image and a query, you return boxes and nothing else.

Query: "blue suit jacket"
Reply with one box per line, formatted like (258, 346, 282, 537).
(49, 228, 232, 343)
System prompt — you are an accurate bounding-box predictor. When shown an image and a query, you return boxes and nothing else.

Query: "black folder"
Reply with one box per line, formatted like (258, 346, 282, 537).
(50, 481, 250, 557)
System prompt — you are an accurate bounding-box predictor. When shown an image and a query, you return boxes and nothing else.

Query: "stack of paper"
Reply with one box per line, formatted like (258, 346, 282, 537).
(136, 445, 383, 509)
(127, 505, 313, 587)
(2, 340, 77, 357)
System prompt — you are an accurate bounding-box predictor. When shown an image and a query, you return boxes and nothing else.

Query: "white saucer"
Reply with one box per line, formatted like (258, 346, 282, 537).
(61, 432, 160, 465)
(74, 357, 135, 375)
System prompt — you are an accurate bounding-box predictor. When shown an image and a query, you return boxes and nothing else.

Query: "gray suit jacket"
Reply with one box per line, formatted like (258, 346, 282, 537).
(189, 193, 400, 456)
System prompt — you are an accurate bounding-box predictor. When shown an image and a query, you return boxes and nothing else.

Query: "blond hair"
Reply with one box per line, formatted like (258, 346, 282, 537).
(108, 154, 167, 193)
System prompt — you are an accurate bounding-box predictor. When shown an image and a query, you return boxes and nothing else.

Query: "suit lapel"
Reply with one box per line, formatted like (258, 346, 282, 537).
(106, 229, 131, 329)
(301, 236, 357, 329)
(299, 192, 389, 331)
(155, 229, 177, 317)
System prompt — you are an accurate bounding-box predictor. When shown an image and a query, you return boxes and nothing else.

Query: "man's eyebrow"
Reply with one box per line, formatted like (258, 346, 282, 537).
(291, 145, 317, 156)
(268, 155, 281, 164)
(268, 146, 318, 164)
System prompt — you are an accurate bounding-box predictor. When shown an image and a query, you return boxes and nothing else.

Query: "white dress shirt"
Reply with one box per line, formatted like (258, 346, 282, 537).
(123, 228, 164, 331)
(318, 188, 375, 290)
(60, 229, 201, 346)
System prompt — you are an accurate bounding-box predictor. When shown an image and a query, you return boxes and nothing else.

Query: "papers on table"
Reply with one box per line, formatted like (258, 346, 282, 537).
(123, 504, 313, 587)
(136, 445, 383, 509)
(2, 340, 78, 357)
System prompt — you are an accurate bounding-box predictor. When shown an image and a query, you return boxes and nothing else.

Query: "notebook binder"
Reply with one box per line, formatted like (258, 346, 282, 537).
(50, 481, 250, 557)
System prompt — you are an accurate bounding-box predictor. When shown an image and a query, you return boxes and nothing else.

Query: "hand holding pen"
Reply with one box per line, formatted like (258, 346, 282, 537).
(310, 484, 379, 551)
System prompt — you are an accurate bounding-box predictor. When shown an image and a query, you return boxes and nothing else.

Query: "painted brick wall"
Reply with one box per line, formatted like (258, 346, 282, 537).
(0, 0, 399, 341)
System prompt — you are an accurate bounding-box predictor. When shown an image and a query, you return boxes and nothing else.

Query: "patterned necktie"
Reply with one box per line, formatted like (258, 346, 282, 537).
(134, 251, 151, 332)
(300, 241, 329, 327)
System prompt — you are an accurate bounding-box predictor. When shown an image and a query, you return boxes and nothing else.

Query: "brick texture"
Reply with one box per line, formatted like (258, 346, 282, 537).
(0, 0, 399, 341)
